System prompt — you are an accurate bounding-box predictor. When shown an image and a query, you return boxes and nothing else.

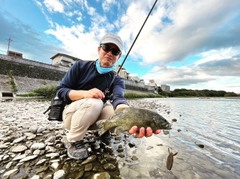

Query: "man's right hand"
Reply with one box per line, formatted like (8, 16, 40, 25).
(69, 88, 105, 101)
(84, 88, 105, 99)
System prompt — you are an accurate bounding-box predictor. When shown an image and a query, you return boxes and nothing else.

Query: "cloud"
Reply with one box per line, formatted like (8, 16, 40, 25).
(42, 0, 119, 60)
(43, 0, 64, 13)
(102, 0, 117, 12)
(45, 24, 100, 59)
(141, 51, 240, 92)
(0, 9, 67, 63)
(197, 56, 240, 76)
(118, 0, 240, 65)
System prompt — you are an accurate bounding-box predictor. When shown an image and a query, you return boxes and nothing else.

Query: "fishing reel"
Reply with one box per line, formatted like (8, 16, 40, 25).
(102, 88, 111, 103)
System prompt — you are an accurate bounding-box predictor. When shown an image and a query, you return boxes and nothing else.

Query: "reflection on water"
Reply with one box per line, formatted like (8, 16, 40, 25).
(117, 98, 240, 178)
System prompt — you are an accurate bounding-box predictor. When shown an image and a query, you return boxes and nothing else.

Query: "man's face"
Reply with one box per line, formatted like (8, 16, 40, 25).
(98, 43, 121, 68)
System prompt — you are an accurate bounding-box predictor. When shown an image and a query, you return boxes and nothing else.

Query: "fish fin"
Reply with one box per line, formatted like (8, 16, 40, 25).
(114, 107, 127, 114)
(96, 120, 108, 136)
(114, 126, 127, 135)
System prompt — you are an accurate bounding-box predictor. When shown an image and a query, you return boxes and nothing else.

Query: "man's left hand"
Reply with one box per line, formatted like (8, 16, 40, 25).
(129, 126, 161, 138)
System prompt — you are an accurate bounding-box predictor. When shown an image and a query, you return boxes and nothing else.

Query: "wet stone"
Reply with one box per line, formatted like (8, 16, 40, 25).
(91, 172, 111, 179)
(85, 163, 93, 171)
(92, 165, 104, 172)
(146, 146, 153, 150)
(30, 175, 40, 179)
(51, 162, 59, 170)
(36, 159, 47, 165)
(53, 169, 66, 179)
(117, 145, 124, 152)
(74, 170, 84, 178)
(103, 163, 116, 170)
(82, 155, 97, 164)
(163, 130, 169, 135)
(172, 118, 177, 122)
(128, 142, 135, 148)
(36, 166, 48, 174)
(118, 153, 125, 158)
(131, 156, 138, 161)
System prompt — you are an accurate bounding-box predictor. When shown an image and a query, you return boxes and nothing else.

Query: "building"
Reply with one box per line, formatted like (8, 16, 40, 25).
(161, 84, 170, 93)
(114, 65, 129, 79)
(50, 53, 80, 68)
(115, 65, 154, 92)
(147, 79, 157, 89)
(7, 50, 23, 58)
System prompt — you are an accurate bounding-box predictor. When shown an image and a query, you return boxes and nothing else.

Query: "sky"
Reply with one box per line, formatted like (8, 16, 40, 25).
(1, 0, 240, 94)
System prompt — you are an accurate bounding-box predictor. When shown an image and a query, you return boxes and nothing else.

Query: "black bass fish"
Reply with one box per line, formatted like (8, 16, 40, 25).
(96, 107, 171, 136)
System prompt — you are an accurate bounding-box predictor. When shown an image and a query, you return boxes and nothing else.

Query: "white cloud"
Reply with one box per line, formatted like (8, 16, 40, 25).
(118, 0, 240, 66)
(44, 0, 64, 13)
(141, 51, 240, 93)
(45, 23, 100, 59)
(195, 48, 239, 66)
(102, 0, 117, 12)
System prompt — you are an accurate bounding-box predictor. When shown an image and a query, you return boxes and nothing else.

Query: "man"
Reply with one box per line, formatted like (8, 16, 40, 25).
(57, 33, 161, 160)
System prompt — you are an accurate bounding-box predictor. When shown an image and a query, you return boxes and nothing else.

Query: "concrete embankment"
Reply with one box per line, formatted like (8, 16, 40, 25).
(0, 74, 153, 98)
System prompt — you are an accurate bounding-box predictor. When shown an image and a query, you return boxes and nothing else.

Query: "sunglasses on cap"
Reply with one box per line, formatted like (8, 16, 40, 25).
(100, 44, 121, 56)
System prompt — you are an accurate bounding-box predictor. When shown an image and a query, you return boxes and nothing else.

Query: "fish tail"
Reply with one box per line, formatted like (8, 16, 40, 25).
(96, 120, 108, 136)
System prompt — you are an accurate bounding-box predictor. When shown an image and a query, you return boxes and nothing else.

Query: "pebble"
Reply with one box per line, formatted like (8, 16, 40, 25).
(0, 99, 169, 179)
(11, 145, 28, 152)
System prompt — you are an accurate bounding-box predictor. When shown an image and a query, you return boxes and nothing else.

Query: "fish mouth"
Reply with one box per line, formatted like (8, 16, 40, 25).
(165, 123, 172, 129)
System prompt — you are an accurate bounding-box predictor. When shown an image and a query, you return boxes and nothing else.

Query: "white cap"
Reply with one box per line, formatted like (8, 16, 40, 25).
(100, 33, 123, 52)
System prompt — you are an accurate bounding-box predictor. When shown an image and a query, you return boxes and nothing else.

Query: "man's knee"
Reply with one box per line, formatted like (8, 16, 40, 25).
(85, 98, 104, 112)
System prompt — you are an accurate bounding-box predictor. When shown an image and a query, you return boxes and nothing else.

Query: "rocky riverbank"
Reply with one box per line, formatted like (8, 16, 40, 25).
(0, 99, 170, 179)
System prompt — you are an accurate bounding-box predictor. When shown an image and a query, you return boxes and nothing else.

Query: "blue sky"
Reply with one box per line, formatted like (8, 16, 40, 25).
(1, 0, 240, 93)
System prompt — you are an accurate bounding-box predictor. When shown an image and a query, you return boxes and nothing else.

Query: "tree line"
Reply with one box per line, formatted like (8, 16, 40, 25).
(158, 87, 240, 97)
(20, 86, 239, 99)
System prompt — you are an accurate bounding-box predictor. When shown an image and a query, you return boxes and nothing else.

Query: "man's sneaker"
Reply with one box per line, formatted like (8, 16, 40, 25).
(100, 131, 111, 145)
(65, 140, 89, 160)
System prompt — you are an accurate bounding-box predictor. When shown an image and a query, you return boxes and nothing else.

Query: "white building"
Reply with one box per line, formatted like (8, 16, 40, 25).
(147, 79, 157, 88)
(115, 66, 129, 79)
(50, 53, 80, 68)
(161, 84, 170, 93)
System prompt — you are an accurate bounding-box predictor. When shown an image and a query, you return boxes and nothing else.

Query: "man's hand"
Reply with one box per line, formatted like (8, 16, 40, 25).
(129, 126, 161, 138)
(84, 88, 105, 99)
(69, 88, 105, 101)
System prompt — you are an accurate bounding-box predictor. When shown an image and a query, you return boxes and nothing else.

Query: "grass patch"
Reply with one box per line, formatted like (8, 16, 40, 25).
(124, 92, 162, 99)
(8, 70, 18, 94)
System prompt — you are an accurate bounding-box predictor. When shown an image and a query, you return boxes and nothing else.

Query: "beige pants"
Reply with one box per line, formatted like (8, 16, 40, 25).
(62, 98, 115, 142)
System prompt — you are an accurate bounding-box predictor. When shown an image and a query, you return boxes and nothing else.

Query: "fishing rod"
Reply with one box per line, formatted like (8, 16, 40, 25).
(116, 0, 158, 75)
(104, 0, 158, 99)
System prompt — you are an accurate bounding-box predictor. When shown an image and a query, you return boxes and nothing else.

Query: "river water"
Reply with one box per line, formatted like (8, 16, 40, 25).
(115, 98, 240, 179)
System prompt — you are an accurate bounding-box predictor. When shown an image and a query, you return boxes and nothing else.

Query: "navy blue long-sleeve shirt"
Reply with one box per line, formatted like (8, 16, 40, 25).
(56, 59, 128, 109)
